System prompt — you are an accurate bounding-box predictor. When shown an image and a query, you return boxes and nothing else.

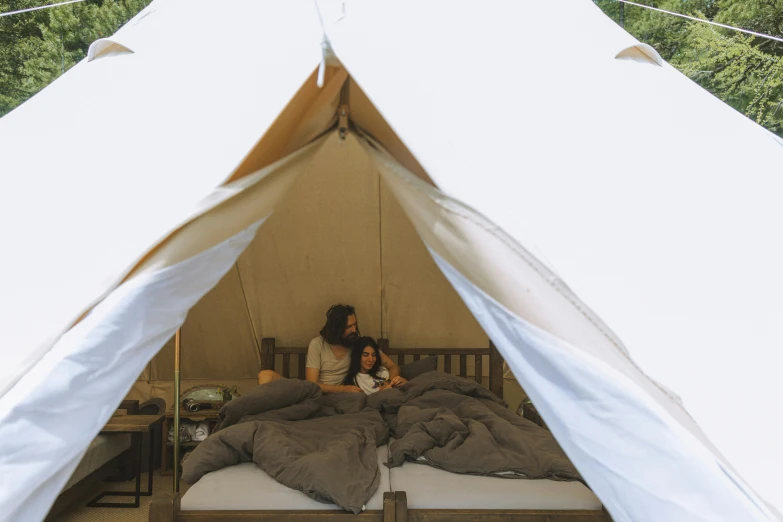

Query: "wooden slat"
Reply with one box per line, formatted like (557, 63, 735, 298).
(102, 414, 163, 433)
(383, 492, 396, 522)
(474, 355, 482, 384)
(298, 354, 306, 380)
(174, 508, 602, 522)
(459, 355, 467, 377)
(414, 354, 422, 362)
(395, 492, 408, 522)
(177, 510, 386, 521)
(282, 354, 291, 378)
(489, 340, 504, 399)
(260, 338, 276, 371)
(444, 355, 452, 374)
(273, 346, 310, 355)
(404, 510, 607, 522)
(148, 493, 178, 522)
(394, 491, 607, 522)
(383, 347, 490, 356)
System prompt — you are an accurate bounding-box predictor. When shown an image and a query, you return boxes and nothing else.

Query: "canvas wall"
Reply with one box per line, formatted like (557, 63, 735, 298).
(137, 134, 521, 403)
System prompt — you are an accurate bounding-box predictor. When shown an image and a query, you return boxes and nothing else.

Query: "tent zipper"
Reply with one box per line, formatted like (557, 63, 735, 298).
(338, 77, 350, 140)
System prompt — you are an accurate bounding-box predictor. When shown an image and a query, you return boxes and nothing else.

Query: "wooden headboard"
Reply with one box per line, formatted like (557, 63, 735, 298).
(259, 338, 505, 399)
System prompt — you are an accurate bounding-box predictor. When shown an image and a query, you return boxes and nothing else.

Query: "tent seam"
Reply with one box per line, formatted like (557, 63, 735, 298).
(378, 161, 386, 340)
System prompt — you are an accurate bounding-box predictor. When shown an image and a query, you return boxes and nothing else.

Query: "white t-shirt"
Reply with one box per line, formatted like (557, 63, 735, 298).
(305, 337, 350, 385)
(354, 367, 390, 395)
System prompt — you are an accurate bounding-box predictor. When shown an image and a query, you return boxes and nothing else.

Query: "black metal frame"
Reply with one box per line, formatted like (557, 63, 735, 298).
(87, 431, 155, 508)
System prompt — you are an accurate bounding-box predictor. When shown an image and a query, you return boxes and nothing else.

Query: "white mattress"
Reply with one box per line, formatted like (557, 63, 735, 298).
(182, 441, 602, 512)
(181, 445, 391, 511)
(389, 460, 603, 510)
(63, 433, 132, 490)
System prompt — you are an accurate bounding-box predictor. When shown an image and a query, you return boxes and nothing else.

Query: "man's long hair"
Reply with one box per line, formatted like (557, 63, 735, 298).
(319, 304, 357, 345)
(343, 337, 383, 386)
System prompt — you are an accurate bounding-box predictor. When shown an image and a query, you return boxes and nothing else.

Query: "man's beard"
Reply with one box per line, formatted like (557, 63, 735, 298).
(342, 331, 360, 344)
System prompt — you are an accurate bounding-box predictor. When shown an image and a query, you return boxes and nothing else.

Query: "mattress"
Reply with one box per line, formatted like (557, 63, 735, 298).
(182, 442, 602, 512)
(389, 460, 603, 510)
(63, 433, 132, 490)
(180, 444, 391, 511)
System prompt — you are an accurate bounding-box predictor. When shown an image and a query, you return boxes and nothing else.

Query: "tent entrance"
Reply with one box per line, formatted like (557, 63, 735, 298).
(127, 71, 521, 407)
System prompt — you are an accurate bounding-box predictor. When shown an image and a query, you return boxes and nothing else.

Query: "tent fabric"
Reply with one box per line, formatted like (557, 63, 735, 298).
(0, 225, 262, 522)
(0, 0, 323, 398)
(0, 0, 782, 521)
(327, 0, 783, 516)
(365, 138, 778, 521)
(434, 254, 773, 522)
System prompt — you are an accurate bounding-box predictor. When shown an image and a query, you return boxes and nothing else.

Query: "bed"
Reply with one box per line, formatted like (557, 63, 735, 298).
(149, 339, 611, 522)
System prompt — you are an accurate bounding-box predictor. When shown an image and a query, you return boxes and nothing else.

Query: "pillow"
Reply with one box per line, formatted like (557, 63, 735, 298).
(400, 355, 438, 381)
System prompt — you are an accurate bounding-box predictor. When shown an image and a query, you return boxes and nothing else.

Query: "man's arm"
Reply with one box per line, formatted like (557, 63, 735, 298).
(305, 367, 360, 393)
(380, 351, 400, 378)
(381, 352, 406, 385)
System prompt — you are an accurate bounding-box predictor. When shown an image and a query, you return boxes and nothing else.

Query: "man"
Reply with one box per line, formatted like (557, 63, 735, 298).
(257, 304, 403, 393)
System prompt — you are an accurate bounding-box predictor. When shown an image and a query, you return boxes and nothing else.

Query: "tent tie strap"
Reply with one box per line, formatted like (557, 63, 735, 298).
(317, 34, 333, 88)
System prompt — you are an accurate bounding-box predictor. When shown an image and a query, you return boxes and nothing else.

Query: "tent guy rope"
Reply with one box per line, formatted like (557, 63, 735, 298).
(0, 0, 86, 17)
(618, 0, 783, 44)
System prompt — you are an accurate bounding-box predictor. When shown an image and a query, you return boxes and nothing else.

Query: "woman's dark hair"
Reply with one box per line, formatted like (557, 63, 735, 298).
(343, 337, 383, 386)
(319, 304, 357, 345)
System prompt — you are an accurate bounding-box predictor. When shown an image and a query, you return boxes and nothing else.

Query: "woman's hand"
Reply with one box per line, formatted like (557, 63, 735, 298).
(389, 376, 407, 388)
(341, 385, 363, 393)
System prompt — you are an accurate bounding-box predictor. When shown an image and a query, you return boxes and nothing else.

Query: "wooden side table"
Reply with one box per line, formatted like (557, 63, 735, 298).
(160, 410, 220, 476)
(87, 414, 164, 508)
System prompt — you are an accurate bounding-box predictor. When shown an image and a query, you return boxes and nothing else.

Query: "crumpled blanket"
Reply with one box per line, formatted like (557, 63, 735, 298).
(369, 371, 582, 482)
(182, 379, 388, 513)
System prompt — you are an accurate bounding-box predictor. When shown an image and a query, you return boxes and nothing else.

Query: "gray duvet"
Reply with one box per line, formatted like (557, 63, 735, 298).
(181, 372, 581, 514)
(370, 372, 582, 482)
(182, 379, 388, 513)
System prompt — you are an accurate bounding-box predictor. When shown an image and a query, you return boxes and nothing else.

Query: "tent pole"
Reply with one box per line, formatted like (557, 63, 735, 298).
(173, 329, 181, 493)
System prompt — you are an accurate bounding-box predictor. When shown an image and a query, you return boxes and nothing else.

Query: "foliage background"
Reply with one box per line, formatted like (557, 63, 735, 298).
(1, 0, 782, 137)
(0, 0, 147, 115)
(596, 0, 783, 136)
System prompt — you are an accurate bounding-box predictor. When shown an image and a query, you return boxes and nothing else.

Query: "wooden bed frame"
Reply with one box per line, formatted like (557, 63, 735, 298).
(149, 339, 611, 522)
(258, 338, 505, 399)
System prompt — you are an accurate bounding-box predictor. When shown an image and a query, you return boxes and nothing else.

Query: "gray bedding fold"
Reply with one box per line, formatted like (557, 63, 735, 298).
(371, 372, 582, 483)
(182, 379, 388, 513)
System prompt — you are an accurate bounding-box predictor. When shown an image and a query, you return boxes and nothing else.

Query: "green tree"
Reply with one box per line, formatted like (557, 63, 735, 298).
(0, 0, 146, 117)
(677, 21, 783, 134)
(0, 1, 48, 114)
(596, 0, 783, 136)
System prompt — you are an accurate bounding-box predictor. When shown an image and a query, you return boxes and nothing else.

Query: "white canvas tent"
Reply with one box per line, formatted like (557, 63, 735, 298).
(0, 1, 782, 521)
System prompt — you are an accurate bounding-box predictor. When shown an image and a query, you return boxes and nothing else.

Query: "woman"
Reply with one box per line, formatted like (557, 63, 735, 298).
(344, 337, 406, 394)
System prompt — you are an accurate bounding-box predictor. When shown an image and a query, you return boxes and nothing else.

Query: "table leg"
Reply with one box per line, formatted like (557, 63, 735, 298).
(87, 431, 154, 508)
(146, 425, 154, 495)
(161, 416, 169, 475)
